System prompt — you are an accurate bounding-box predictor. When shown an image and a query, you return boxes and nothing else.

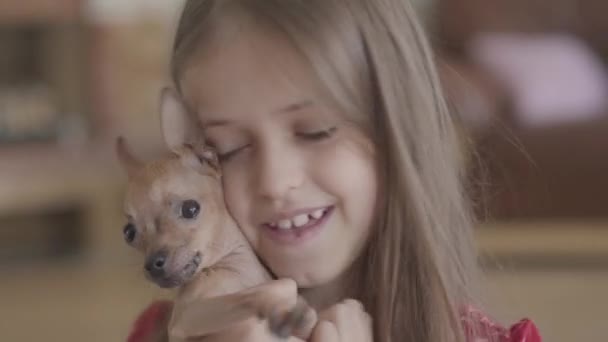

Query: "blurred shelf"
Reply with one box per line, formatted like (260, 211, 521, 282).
(0, 0, 82, 24)
(477, 220, 608, 269)
(0, 142, 117, 215)
(0, 140, 158, 262)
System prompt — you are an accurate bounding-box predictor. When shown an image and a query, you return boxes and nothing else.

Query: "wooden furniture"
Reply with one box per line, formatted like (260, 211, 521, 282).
(0, 0, 81, 23)
(435, 0, 608, 219)
(0, 143, 130, 262)
(0, 0, 129, 263)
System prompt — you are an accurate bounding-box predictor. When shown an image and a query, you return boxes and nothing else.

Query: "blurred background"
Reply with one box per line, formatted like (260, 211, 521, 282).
(0, 0, 606, 341)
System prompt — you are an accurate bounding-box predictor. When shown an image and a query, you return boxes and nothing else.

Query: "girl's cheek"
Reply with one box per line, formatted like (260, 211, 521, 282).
(221, 167, 251, 213)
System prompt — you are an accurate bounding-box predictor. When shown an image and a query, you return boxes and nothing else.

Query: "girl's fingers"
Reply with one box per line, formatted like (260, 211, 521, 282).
(288, 298, 318, 340)
(268, 295, 317, 339)
(311, 320, 340, 342)
(314, 299, 373, 342)
(241, 278, 299, 318)
(239, 279, 317, 340)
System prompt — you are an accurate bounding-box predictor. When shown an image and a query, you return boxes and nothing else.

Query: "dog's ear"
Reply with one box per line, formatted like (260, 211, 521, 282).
(115, 136, 142, 178)
(160, 87, 198, 153)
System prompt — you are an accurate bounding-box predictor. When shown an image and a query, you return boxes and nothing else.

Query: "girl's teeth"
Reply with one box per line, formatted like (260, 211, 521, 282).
(311, 209, 325, 219)
(278, 219, 292, 229)
(293, 214, 310, 227)
(270, 208, 328, 230)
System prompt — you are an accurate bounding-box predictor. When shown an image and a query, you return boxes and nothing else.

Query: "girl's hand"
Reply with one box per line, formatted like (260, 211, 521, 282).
(310, 299, 373, 342)
(209, 278, 316, 342)
(245, 278, 317, 340)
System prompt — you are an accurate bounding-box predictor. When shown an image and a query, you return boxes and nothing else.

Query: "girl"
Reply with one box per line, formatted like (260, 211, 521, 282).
(128, 0, 541, 341)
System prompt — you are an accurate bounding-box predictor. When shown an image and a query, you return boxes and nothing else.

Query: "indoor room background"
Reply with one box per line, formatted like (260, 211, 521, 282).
(1, 1, 606, 341)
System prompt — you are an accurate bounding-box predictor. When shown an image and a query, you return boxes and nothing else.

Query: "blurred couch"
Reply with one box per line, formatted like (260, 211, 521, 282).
(435, 0, 608, 219)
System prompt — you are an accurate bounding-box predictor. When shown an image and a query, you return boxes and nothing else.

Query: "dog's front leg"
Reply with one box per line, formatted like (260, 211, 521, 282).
(169, 292, 260, 340)
(169, 280, 316, 340)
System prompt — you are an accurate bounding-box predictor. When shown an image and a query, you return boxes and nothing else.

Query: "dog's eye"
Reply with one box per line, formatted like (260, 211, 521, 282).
(181, 200, 200, 219)
(123, 223, 137, 243)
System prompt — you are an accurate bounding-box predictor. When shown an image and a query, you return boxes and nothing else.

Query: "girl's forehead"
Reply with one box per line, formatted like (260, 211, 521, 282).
(180, 30, 327, 120)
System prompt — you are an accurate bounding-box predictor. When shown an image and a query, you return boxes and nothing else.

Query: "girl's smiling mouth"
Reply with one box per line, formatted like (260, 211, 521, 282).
(262, 206, 334, 245)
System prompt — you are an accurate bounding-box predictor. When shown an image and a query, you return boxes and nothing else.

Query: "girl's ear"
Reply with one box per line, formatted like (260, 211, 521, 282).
(160, 87, 198, 153)
(115, 136, 142, 178)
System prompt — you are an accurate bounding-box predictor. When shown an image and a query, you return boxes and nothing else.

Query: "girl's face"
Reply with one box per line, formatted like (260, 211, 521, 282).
(183, 30, 377, 288)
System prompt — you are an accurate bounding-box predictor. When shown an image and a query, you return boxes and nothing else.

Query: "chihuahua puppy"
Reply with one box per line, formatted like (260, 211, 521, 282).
(117, 89, 316, 342)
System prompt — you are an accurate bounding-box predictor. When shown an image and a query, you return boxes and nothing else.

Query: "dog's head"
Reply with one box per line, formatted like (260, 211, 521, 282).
(117, 137, 224, 288)
(116, 88, 229, 288)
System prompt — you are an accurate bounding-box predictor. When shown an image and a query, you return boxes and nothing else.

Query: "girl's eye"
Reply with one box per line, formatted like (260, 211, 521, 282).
(123, 223, 137, 244)
(217, 145, 249, 162)
(181, 200, 200, 219)
(297, 127, 337, 141)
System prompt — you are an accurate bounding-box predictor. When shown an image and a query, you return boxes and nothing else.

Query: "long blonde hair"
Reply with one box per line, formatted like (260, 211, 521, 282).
(170, 1, 483, 341)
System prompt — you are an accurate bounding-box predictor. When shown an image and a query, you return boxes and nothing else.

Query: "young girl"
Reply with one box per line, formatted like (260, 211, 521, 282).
(128, 0, 541, 341)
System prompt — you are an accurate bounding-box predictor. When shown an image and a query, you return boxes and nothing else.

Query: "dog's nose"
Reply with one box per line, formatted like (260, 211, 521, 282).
(145, 250, 168, 278)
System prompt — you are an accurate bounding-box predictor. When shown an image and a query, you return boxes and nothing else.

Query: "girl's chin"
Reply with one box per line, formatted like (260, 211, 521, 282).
(269, 265, 341, 288)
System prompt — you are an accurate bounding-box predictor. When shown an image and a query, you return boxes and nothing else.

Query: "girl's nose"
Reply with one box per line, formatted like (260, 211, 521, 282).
(255, 143, 305, 203)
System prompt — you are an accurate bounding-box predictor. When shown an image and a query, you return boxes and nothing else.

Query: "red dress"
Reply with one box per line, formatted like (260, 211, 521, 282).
(127, 301, 541, 342)
(460, 305, 542, 342)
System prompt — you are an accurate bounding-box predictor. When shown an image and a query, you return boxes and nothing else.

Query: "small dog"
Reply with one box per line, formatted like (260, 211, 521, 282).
(117, 89, 316, 342)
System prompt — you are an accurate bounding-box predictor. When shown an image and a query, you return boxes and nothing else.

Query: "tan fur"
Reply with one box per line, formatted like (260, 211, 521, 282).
(117, 139, 316, 342)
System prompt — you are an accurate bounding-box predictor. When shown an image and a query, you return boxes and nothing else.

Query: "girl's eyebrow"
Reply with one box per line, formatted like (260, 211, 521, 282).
(201, 118, 231, 130)
(200, 100, 314, 130)
(279, 100, 314, 114)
